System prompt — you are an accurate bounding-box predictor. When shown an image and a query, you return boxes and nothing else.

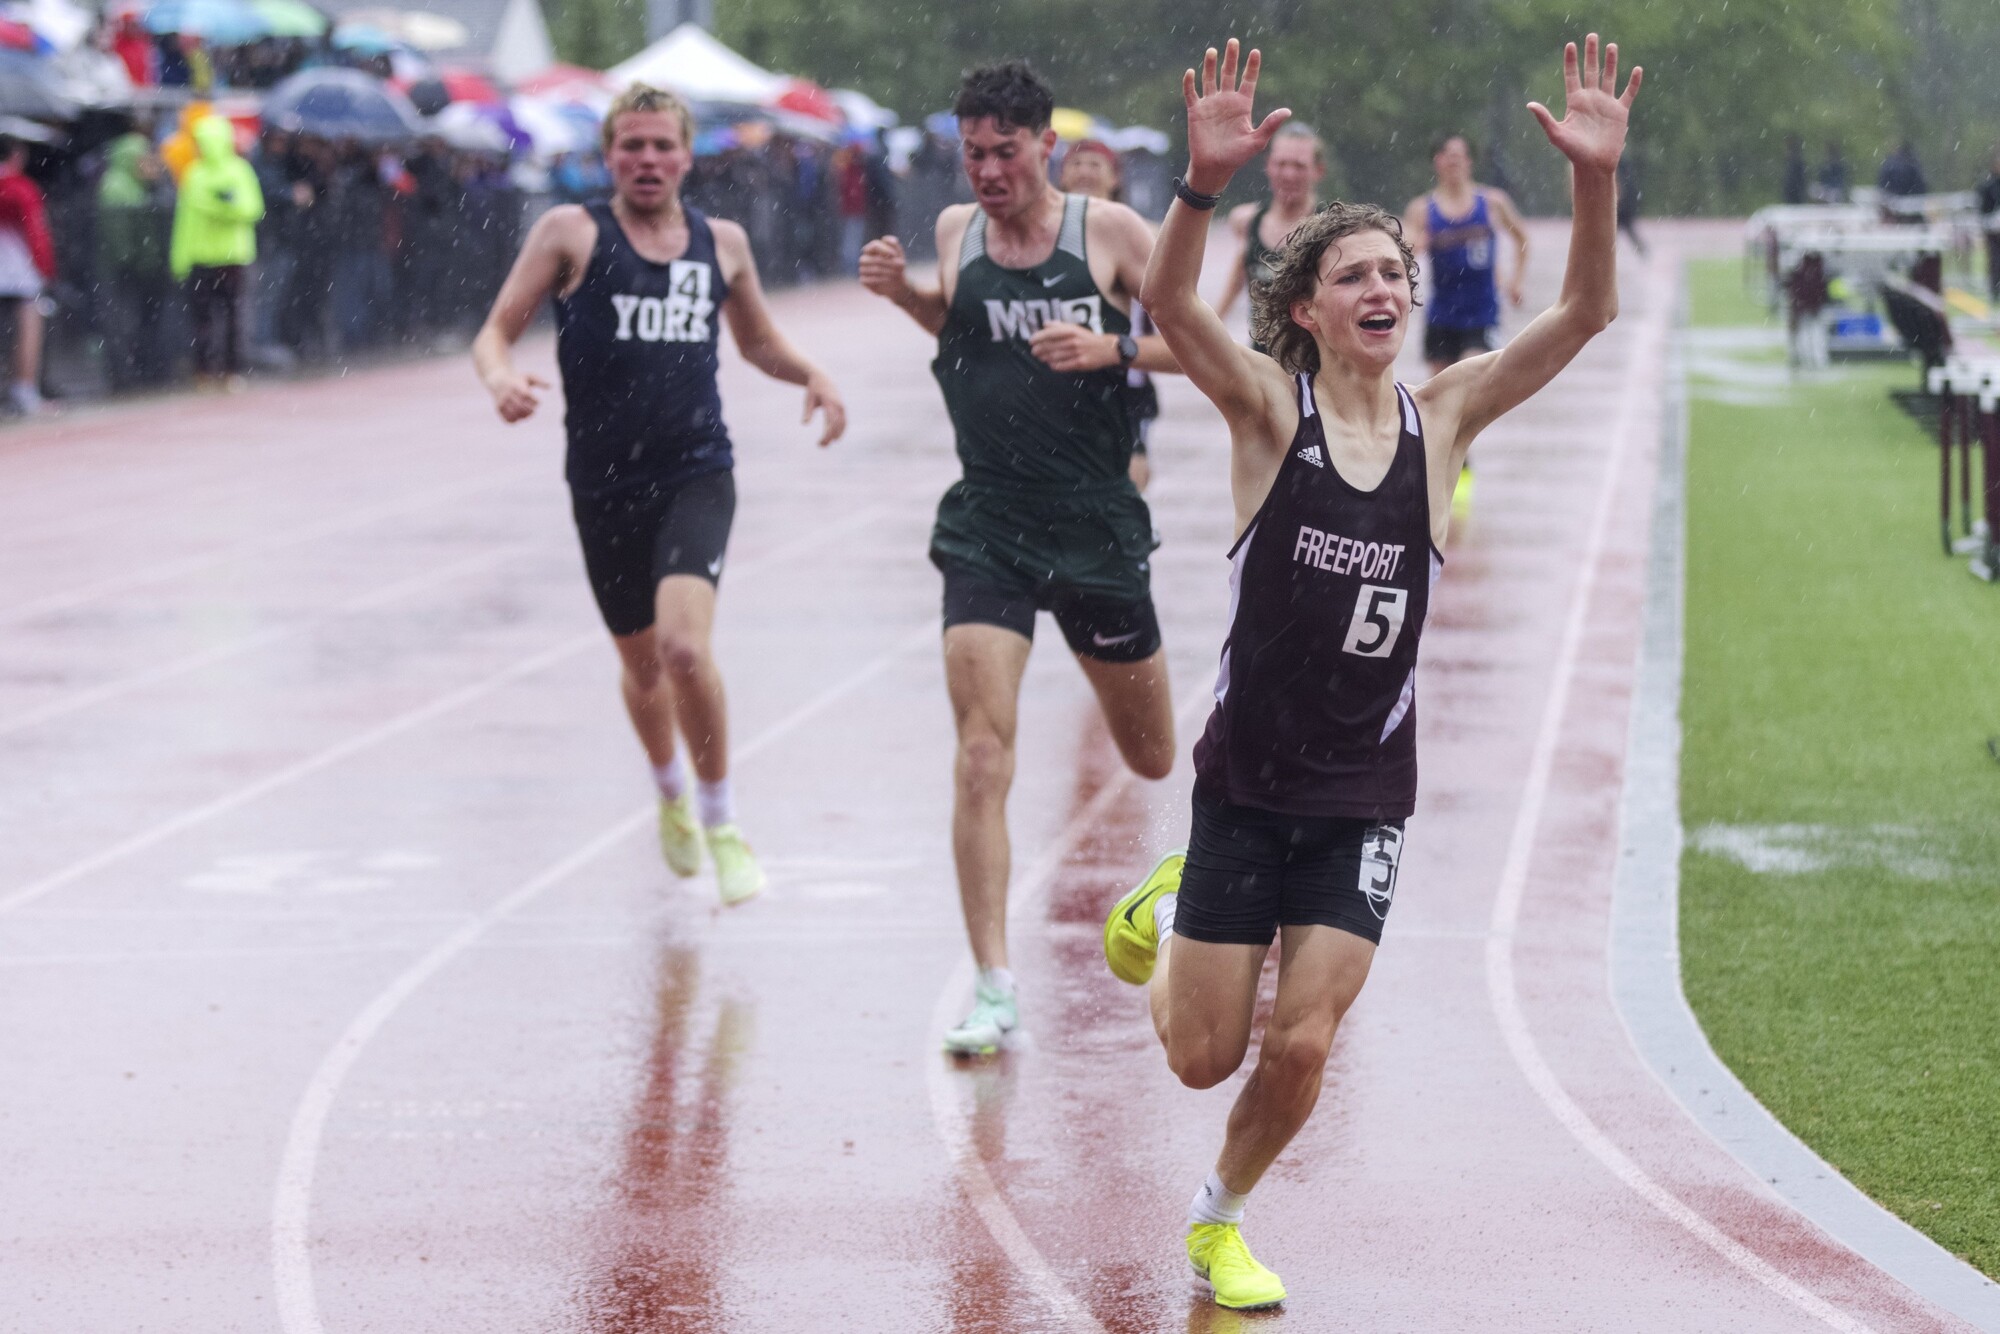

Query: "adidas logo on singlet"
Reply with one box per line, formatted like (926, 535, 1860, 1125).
(1297, 443, 1325, 468)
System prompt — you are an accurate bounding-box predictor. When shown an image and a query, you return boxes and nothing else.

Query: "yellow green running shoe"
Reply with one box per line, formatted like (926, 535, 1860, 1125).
(657, 793, 703, 878)
(1187, 1221, 1286, 1311)
(1102, 849, 1183, 985)
(706, 824, 765, 905)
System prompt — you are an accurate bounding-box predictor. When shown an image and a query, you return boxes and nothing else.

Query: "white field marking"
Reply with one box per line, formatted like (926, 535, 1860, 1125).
(0, 504, 900, 918)
(271, 622, 935, 1334)
(1482, 255, 1877, 1334)
(925, 681, 1214, 1334)
(0, 542, 541, 739)
(0, 463, 546, 629)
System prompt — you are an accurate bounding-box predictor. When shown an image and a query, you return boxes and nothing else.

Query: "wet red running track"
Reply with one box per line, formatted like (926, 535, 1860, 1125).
(0, 222, 1972, 1332)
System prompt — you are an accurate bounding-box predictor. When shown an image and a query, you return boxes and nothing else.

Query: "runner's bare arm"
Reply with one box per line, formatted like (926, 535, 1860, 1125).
(859, 207, 970, 334)
(1490, 188, 1531, 306)
(712, 219, 846, 447)
(1212, 202, 1257, 317)
(472, 205, 588, 422)
(1419, 34, 1639, 468)
(1030, 203, 1182, 374)
(1401, 195, 1430, 257)
(1143, 41, 1294, 424)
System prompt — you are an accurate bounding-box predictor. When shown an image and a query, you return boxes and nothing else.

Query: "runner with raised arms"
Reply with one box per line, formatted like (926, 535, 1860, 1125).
(1102, 35, 1640, 1311)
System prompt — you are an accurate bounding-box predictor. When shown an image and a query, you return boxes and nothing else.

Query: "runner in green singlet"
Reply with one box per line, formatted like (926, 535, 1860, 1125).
(1214, 123, 1325, 353)
(859, 60, 1182, 1056)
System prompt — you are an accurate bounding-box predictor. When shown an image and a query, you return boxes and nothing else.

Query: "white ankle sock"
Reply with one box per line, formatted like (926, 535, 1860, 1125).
(652, 755, 688, 801)
(1154, 891, 1178, 939)
(696, 777, 733, 827)
(977, 966, 1016, 998)
(1188, 1171, 1249, 1226)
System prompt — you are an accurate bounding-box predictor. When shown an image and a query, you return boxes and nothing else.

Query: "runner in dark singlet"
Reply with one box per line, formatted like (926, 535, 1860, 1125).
(1105, 36, 1640, 1312)
(1215, 123, 1324, 354)
(473, 84, 846, 907)
(1059, 138, 1161, 490)
(1404, 133, 1531, 517)
(858, 61, 1183, 1056)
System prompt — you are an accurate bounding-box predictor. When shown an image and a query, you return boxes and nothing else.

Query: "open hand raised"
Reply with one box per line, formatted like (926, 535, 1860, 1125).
(1182, 39, 1291, 194)
(1527, 34, 1641, 175)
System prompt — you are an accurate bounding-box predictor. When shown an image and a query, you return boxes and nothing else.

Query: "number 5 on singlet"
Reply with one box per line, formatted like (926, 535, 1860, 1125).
(1342, 584, 1407, 658)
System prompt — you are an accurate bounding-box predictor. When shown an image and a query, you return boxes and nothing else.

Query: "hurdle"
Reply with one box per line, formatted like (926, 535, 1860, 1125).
(1927, 355, 2000, 575)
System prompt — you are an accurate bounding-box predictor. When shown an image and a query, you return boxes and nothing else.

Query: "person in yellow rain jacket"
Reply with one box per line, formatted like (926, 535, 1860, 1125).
(160, 101, 212, 184)
(171, 115, 263, 387)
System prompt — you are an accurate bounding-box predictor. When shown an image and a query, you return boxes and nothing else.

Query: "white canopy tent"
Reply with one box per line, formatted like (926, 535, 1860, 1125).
(608, 23, 782, 104)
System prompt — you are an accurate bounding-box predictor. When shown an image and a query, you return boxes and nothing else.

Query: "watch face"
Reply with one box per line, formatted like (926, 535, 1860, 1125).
(1118, 334, 1139, 363)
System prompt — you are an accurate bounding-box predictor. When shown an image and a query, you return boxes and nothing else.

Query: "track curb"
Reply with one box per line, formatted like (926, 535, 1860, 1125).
(1607, 259, 2000, 1332)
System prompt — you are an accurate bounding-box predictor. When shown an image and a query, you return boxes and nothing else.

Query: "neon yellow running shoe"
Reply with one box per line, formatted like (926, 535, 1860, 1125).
(1452, 461, 1475, 520)
(657, 793, 703, 878)
(1187, 1221, 1287, 1311)
(705, 824, 765, 905)
(1102, 849, 1184, 985)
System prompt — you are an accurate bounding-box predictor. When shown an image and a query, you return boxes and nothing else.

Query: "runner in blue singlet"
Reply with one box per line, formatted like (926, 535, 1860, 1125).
(1404, 134, 1531, 515)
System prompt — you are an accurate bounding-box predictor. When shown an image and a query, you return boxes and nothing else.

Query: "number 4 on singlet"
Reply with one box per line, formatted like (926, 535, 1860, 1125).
(1342, 584, 1407, 658)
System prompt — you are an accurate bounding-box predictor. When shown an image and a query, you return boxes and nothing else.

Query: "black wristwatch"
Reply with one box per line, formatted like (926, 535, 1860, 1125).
(1115, 332, 1139, 367)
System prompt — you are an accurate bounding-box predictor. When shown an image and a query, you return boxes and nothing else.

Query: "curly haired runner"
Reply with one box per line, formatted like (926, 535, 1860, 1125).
(1101, 36, 1640, 1312)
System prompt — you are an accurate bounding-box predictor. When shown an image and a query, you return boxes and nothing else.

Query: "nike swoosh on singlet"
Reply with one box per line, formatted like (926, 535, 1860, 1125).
(1041, 273, 1064, 288)
(1093, 630, 1141, 647)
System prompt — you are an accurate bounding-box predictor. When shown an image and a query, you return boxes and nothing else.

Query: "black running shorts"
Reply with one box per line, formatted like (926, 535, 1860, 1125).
(1174, 789, 1405, 946)
(940, 562, 1161, 663)
(1422, 323, 1493, 365)
(570, 468, 735, 637)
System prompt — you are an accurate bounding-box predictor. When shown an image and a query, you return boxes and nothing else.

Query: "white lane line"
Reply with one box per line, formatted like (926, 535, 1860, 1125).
(0, 504, 901, 918)
(270, 622, 935, 1334)
(0, 464, 545, 629)
(925, 682, 1214, 1334)
(0, 541, 542, 739)
(1482, 256, 1875, 1334)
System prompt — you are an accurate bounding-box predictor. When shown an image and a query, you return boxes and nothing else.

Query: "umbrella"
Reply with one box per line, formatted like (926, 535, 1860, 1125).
(330, 21, 397, 52)
(246, 0, 324, 38)
(427, 101, 508, 152)
(340, 7, 467, 51)
(403, 69, 500, 115)
(1049, 106, 1102, 142)
(143, 0, 266, 41)
(0, 47, 71, 117)
(769, 77, 839, 124)
(0, 19, 44, 50)
(263, 67, 421, 142)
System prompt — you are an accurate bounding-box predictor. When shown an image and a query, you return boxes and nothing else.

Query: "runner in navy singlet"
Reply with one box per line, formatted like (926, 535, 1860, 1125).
(473, 84, 846, 907)
(1404, 134, 1531, 519)
(1101, 37, 1642, 1312)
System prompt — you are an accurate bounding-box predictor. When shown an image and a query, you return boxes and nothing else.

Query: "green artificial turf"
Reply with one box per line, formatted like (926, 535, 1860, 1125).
(1678, 258, 2000, 1276)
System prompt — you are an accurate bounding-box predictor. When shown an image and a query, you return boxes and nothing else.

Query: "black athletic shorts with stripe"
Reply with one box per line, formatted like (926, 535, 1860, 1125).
(1174, 789, 1406, 946)
(570, 468, 735, 637)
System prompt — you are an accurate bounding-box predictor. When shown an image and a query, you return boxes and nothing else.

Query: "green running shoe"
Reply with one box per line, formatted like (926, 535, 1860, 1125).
(705, 824, 765, 905)
(657, 793, 703, 878)
(942, 982, 1017, 1056)
(1187, 1221, 1287, 1311)
(1102, 848, 1184, 985)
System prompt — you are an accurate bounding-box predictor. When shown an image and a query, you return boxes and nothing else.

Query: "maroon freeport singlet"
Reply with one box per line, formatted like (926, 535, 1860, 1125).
(1192, 374, 1442, 821)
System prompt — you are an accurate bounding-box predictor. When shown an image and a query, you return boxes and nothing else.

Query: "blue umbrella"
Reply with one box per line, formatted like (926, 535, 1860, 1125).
(143, 0, 269, 43)
(262, 67, 421, 143)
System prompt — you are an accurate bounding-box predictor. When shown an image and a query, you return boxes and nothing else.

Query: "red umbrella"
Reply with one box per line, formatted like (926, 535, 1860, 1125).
(437, 68, 503, 105)
(0, 19, 40, 51)
(770, 77, 842, 124)
(515, 62, 608, 98)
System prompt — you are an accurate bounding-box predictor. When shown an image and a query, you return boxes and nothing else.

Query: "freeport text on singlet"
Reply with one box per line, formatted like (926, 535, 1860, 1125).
(1293, 524, 1407, 582)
